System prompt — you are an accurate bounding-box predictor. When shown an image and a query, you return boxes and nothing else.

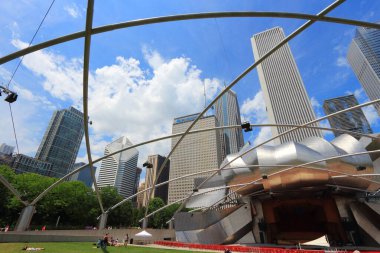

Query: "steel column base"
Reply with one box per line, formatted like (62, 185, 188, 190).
(15, 205, 35, 231)
(98, 213, 108, 230)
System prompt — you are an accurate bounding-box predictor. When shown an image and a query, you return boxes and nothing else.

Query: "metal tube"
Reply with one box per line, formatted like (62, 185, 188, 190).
(166, 0, 346, 220)
(1, 11, 380, 65)
(82, 0, 105, 213)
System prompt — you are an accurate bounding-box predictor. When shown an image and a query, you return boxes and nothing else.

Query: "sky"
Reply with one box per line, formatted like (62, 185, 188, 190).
(0, 0, 379, 183)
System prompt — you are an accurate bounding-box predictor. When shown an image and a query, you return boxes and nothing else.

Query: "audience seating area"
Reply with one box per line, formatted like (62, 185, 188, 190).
(154, 241, 379, 253)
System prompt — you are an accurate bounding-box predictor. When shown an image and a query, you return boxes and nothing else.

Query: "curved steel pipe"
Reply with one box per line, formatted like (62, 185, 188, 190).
(2, 11, 380, 65)
(201, 149, 380, 212)
(82, 0, 104, 213)
(0, 174, 28, 206)
(165, 0, 345, 220)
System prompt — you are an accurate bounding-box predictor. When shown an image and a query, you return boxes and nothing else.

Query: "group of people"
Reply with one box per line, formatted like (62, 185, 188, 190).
(97, 233, 129, 248)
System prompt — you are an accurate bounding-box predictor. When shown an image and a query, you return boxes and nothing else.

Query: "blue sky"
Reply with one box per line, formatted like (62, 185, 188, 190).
(0, 0, 379, 182)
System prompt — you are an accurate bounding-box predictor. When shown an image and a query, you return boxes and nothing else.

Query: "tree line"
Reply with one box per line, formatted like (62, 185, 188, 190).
(0, 165, 180, 230)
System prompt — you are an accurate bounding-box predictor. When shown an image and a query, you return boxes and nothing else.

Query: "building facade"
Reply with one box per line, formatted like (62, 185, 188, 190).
(35, 107, 84, 178)
(69, 162, 97, 187)
(323, 94, 373, 138)
(143, 154, 170, 206)
(215, 89, 244, 160)
(136, 182, 145, 208)
(251, 27, 322, 144)
(347, 23, 380, 115)
(168, 113, 222, 204)
(96, 136, 139, 198)
(0, 143, 15, 155)
(12, 154, 52, 176)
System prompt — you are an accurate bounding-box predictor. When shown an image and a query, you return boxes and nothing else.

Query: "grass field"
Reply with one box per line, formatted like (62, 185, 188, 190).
(0, 242, 210, 253)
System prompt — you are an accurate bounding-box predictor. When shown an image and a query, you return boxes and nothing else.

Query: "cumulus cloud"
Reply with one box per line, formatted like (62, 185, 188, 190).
(12, 40, 221, 166)
(241, 91, 275, 146)
(64, 4, 82, 18)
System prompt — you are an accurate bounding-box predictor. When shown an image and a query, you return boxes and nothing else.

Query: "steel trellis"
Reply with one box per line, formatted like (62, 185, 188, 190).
(163, 0, 346, 223)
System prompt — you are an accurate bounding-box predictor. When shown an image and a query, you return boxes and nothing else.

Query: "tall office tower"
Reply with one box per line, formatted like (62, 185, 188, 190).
(35, 107, 84, 178)
(143, 154, 170, 206)
(347, 23, 380, 115)
(132, 167, 142, 203)
(215, 89, 244, 160)
(251, 27, 322, 144)
(168, 113, 222, 204)
(96, 136, 139, 198)
(69, 162, 97, 187)
(0, 143, 15, 155)
(323, 94, 373, 138)
(137, 182, 145, 208)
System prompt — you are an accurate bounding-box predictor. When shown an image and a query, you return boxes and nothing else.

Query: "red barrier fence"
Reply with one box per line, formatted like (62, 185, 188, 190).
(154, 240, 380, 253)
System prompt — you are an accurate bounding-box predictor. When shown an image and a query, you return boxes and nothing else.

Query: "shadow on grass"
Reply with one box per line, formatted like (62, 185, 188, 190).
(101, 247, 109, 253)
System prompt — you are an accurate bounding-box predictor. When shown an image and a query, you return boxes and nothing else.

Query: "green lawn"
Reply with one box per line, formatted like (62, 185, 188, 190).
(0, 242, 210, 253)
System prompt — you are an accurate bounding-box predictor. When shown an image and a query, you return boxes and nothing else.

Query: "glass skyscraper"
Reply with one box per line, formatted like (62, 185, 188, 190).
(35, 107, 84, 178)
(347, 22, 380, 115)
(323, 94, 372, 139)
(215, 89, 244, 160)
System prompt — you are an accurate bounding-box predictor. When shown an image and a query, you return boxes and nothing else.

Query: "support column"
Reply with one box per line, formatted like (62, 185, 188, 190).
(142, 217, 148, 229)
(98, 213, 108, 230)
(15, 205, 35, 231)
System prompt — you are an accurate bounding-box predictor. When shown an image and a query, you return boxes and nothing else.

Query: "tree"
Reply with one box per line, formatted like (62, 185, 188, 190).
(0, 165, 16, 226)
(147, 197, 165, 228)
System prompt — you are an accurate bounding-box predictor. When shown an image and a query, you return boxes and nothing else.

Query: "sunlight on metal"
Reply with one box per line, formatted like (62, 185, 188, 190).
(200, 149, 380, 212)
(171, 150, 380, 219)
(82, 0, 105, 213)
(164, 0, 346, 220)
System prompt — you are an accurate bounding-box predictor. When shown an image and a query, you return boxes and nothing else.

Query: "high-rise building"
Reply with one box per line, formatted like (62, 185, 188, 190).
(215, 89, 244, 160)
(251, 27, 322, 144)
(168, 113, 222, 204)
(143, 154, 170, 206)
(96, 136, 139, 198)
(35, 107, 84, 178)
(0, 143, 15, 155)
(12, 154, 52, 176)
(133, 167, 142, 203)
(69, 162, 97, 187)
(347, 23, 380, 115)
(323, 94, 373, 138)
(137, 182, 145, 208)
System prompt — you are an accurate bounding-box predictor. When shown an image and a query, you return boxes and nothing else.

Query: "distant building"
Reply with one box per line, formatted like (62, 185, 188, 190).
(35, 107, 84, 178)
(69, 162, 97, 187)
(133, 167, 142, 203)
(323, 94, 373, 138)
(215, 89, 244, 160)
(12, 154, 52, 176)
(96, 136, 139, 198)
(137, 182, 145, 208)
(0, 143, 15, 155)
(347, 22, 380, 115)
(143, 154, 170, 206)
(251, 27, 322, 144)
(168, 113, 222, 204)
(0, 153, 15, 167)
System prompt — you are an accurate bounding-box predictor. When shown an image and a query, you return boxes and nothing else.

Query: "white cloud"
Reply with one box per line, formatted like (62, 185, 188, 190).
(64, 4, 82, 18)
(362, 105, 379, 126)
(13, 40, 221, 166)
(241, 91, 277, 146)
(336, 56, 349, 67)
(310, 96, 321, 108)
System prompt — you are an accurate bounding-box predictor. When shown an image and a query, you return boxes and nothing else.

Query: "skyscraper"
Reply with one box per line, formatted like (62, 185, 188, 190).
(143, 154, 170, 206)
(12, 154, 52, 176)
(323, 94, 372, 138)
(0, 143, 15, 155)
(347, 23, 380, 115)
(168, 113, 222, 204)
(35, 107, 84, 178)
(215, 89, 244, 160)
(69, 162, 97, 187)
(96, 136, 139, 198)
(251, 27, 322, 144)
